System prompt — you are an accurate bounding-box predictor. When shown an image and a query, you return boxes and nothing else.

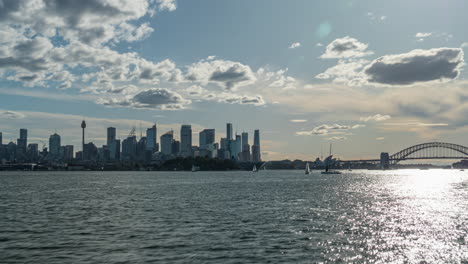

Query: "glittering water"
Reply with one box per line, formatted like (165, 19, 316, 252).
(0, 170, 467, 263)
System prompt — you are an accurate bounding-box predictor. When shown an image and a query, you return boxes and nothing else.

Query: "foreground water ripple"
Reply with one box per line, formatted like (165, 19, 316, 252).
(0, 170, 467, 263)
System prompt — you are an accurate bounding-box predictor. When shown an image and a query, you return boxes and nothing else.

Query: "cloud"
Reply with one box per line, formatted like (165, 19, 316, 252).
(383, 122, 448, 127)
(296, 123, 364, 136)
(320, 36, 373, 59)
(156, 0, 177, 12)
(0, 111, 26, 119)
(290, 119, 307, 123)
(100, 88, 191, 110)
(364, 48, 464, 85)
(186, 58, 256, 90)
(327, 136, 346, 140)
(185, 85, 206, 95)
(360, 114, 391, 122)
(415, 32, 432, 38)
(315, 59, 368, 85)
(289, 42, 301, 49)
(212, 93, 266, 106)
(376, 137, 385, 140)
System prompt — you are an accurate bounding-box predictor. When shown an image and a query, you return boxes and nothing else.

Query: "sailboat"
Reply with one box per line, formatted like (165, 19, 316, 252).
(252, 164, 258, 172)
(305, 162, 311, 174)
(321, 143, 341, 175)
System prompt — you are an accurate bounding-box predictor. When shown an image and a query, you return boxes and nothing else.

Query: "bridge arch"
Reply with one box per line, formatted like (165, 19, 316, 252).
(390, 142, 468, 164)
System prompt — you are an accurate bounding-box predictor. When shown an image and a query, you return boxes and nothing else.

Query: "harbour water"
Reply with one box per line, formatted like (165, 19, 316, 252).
(0, 170, 467, 263)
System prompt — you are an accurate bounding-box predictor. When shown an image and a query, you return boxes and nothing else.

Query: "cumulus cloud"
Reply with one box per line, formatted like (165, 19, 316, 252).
(186, 58, 256, 90)
(383, 122, 448, 127)
(209, 93, 266, 106)
(364, 48, 464, 85)
(0, 111, 26, 119)
(100, 88, 191, 110)
(296, 123, 364, 136)
(320, 36, 373, 59)
(289, 42, 301, 49)
(360, 114, 391, 122)
(315, 59, 368, 85)
(415, 32, 432, 38)
(327, 136, 346, 140)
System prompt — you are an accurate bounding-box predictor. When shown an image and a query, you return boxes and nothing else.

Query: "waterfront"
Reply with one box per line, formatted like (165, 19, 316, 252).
(0, 170, 467, 263)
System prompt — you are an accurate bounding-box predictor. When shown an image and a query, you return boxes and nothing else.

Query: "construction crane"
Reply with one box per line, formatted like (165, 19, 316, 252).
(128, 126, 136, 138)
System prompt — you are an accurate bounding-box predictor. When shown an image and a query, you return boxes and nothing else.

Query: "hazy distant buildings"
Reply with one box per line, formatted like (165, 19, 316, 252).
(49, 133, 61, 160)
(107, 127, 116, 146)
(180, 125, 192, 157)
(251, 129, 261, 162)
(199, 129, 215, 147)
(160, 131, 174, 155)
(17, 128, 27, 151)
(226, 123, 233, 140)
(241, 132, 250, 161)
(146, 125, 158, 152)
(122, 136, 137, 160)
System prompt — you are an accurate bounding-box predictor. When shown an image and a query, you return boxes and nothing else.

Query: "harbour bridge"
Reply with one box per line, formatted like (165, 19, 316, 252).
(341, 142, 468, 167)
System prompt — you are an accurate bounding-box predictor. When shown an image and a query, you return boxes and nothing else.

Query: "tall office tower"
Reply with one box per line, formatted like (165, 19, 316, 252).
(252, 129, 261, 162)
(17, 128, 27, 152)
(146, 125, 157, 152)
(241, 132, 250, 161)
(109, 139, 121, 160)
(199, 129, 215, 148)
(81, 120, 86, 158)
(137, 136, 147, 161)
(107, 127, 116, 146)
(49, 133, 61, 159)
(0, 132, 2, 145)
(83, 142, 98, 161)
(180, 125, 192, 156)
(160, 130, 174, 155)
(121, 136, 137, 160)
(231, 134, 242, 160)
(64, 145, 74, 160)
(226, 123, 233, 140)
(28, 144, 39, 161)
(172, 140, 180, 155)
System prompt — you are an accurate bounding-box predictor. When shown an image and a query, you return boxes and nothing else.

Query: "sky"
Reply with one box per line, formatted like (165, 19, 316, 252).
(1, 0, 468, 161)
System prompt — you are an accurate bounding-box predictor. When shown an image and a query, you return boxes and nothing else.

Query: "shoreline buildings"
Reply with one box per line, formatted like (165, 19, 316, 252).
(0, 122, 261, 164)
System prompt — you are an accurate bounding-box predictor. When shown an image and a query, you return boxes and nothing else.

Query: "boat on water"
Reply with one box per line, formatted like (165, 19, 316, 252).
(305, 162, 311, 174)
(252, 164, 258, 172)
(321, 143, 341, 175)
(191, 165, 200, 172)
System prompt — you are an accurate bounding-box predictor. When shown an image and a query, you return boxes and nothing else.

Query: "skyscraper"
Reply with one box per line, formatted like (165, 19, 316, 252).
(160, 130, 174, 155)
(146, 125, 157, 152)
(252, 129, 261, 162)
(241, 132, 250, 161)
(17, 128, 27, 152)
(199, 129, 215, 147)
(226, 123, 233, 140)
(107, 127, 116, 146)
(0, 132, 2, 145)
(49, 133, 61, 159)
(180, 125, 192, 156)
(81, 120, 86, 159)
(121, 136, 137, 160)
(109, 139, 121, 160)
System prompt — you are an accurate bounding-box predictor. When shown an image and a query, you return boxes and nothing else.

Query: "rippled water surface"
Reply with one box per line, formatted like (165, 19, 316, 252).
(0, 170, 467, 263)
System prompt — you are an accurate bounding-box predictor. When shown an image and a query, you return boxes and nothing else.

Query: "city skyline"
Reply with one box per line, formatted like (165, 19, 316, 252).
(0, 121, 262, 163)
(1, 0, 468, 160)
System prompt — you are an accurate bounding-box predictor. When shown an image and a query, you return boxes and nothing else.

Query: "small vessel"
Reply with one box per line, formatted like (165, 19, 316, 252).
(191, 165, 200, 172)
(305, 162, 311, 174)
(252, 164, 258, 172)
(321, 143, 341, 175)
